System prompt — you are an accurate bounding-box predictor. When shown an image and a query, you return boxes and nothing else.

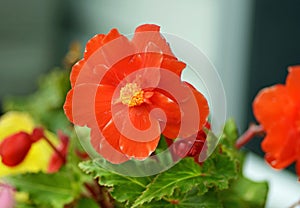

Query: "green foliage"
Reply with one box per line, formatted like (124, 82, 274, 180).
(75, 197, 100, 208)
(132, 153, 236, 207)
(219, 176, 268, 208)
(79, 160, 153, 207)
(135, 188, 223, 208)
(6, 166, 85, 208)
(3, 68, 71, 132)
(79, 120, 269, 208)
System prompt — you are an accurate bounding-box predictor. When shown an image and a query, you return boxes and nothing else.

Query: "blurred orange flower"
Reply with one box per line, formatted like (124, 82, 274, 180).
(253, 66, 300, 175)
(64, 24, 209, 163)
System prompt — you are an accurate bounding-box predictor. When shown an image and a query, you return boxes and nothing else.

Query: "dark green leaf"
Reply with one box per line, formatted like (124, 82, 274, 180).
(140, 188, 222, 208)
(79, 160, 153, 206)
(75, 197, 99, 208)
(132, 147, 238, 207)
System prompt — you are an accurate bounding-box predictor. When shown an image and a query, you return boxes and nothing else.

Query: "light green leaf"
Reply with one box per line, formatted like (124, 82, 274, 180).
(222, 118, 239, 145)
(219, 176, 268, 208)
(6, 168, 83, 208)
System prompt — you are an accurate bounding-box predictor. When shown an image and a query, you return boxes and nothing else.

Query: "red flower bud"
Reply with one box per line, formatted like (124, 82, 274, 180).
(30, 127, 45, 142)
(0, 132, 32, 166)
(167, 122, 210, 165)
(47, 131, 69, 173)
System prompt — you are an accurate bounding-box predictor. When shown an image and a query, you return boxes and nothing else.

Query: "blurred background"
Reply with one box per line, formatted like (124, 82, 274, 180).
(1, 0, 300, 207)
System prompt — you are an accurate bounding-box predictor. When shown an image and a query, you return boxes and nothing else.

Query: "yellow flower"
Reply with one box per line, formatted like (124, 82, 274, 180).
(0, 112, 57, 177)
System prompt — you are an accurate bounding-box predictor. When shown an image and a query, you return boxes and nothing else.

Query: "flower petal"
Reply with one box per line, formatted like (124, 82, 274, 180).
(187, 84, 210, 131)
(296, 158, 300, 179)
(70, 59, 85, 87)
(94, 85, 115, 129)
(150, 91, 181, 138)
(115, 105, 161, 143)
(0, 184, 15, 208)
(84, 34, 106, 59)
(100, 55, 141, 86)
(101, 110, 129, 151)
(287, 65, 300, 104)
(119, 134, 160, 159)
(150, 91, 180, 124)
(72, 29, 123, 87)
(64, 84, 112, 127)
(129, 105, 152, 130)
(162, 122, 181, 139)
(253, 85, 295, 130)
(161, 57, 186, 77)
(132, 24, 174, 56)
(135, 24, 160, 33)
(84, 28, 123, 60)
(72, 29, 134, 87)
(91, 127, 128, 164)
(64, 90, 74, 122)
(72, 61, 110, 87)
(262, 120, 298, 169)
(118, 106, 161, 159)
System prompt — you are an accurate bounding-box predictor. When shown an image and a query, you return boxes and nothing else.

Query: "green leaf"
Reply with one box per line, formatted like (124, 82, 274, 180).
(218, 119, 244, 174)
(6, 168, 83, 208)
(141, 188, 222, 208)
(219, 176, 268, 208)
(155, 135, 169, 154)
(79, 160, 153, 206)
(15, 202, 37, 208)
(132, 120, 241, 207)
(132, 147, 237, 207)
(222, 118, 239, 145)
(79, 120, 268, 208)
(75, 197, 99, 208)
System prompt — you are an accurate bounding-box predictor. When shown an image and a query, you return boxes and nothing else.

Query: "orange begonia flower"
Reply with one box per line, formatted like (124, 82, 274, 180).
(64, 24, 209, 163)
(253, 66, 300, 174)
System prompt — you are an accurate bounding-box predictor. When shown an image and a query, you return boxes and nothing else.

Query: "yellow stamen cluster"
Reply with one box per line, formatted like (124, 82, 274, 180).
(120, 83, 144, 107)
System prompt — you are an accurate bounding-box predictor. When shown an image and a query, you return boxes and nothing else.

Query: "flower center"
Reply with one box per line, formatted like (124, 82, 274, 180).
(120, 83, 144, 107)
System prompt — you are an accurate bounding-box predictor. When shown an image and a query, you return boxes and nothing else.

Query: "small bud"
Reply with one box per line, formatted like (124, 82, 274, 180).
(30, 127, 45, 142)
(0, 132, 32, 166)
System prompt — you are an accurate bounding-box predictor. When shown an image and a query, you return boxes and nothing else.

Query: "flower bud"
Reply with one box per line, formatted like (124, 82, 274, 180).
(30, 127, 45, 142)
(0, 132, 32, 166)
